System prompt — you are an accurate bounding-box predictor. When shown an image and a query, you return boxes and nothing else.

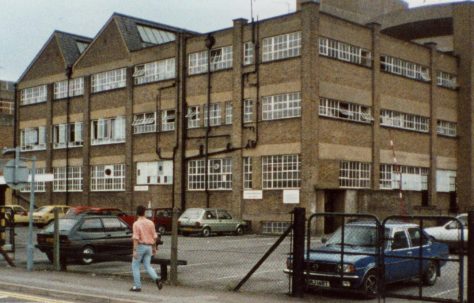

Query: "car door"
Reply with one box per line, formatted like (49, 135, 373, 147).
(203, 209, 219, 232)
(407, 227, 431, 278)
(217, 209, 234, 232)
(75, 218, 107, 254)
(101, 217, 132, 256)
(384, 229, 413, 282)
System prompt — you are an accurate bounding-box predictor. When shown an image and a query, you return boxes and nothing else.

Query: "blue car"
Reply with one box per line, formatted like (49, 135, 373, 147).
(285, 221, 449, 298)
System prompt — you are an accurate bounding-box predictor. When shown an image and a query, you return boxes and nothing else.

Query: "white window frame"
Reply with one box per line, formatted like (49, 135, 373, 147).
(262, 92, 301, 121)
(53, 166, 83, 192)
(90, 164, 125, 191)
(339, 161, 371, 189)
(210, 46, 233, 71)
(381, 55, 431, 82)
(225, 101, 232, 125)
(243, 99, 253, 123)
(243, 157, 252, 189)
(187, 158, 232, 191)
(436, 71, 457, 89)
(319, 97, 373, 123)
(0, 101, 14, 115)
(134, 58, 176, 85)
(21, 168, 46, 192)
(243, 41, 254, 65)
(437, 120, 457, 137)
(136, 161, 173, 185)
(91, 116, 126, 145)
(262, 154, 301, 189)
(188, 51, 208, 75)
(21, 85, 47, 105)
(319, 37, 372, 67)
(161, 109, 176, 132)
(54, 77, 84, 99)
(20, 127, 46, 151)
(133, 112, 157, 134)
(53, 122, 83, 149)
(187, 106, 200, 129)
(380, 110, 429, 133)
(262, 32, 301, 62)
(204, 103, 222, 127)
(91, 68, 126, 93)
(380, 164, 429, 191)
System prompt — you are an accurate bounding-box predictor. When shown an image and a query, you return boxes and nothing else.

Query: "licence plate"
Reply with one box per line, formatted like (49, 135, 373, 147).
(181, 227, 193, 232)
(308, 279, 330, 287)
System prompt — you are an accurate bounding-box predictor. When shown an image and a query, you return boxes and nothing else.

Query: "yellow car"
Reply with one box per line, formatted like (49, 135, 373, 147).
(33, 205, 70, 227)
(2, 205, 29, 225)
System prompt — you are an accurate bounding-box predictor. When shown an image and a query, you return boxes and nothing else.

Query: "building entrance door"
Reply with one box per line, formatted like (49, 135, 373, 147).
(324, 190, 345, 234)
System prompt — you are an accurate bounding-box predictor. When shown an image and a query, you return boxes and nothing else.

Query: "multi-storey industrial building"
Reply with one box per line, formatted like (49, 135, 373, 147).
(0, 80, 15, 205)
(14, 0, 474, 233)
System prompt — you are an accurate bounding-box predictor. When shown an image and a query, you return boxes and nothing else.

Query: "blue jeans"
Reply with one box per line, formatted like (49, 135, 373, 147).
(132, 244, 159, 288)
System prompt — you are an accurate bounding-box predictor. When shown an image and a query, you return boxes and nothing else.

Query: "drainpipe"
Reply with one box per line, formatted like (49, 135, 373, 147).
(65, 65, 72, 205)
(204, 34, 215, 209)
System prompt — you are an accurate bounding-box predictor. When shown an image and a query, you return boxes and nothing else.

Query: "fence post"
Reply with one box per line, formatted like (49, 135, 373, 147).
(53, 208, 60, 271)
(292, 207, 305, 297)
(468, 211, 474, 303)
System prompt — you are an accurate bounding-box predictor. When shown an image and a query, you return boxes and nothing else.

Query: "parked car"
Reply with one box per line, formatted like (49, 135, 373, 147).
(178, 208, 247, 237)
(33, 205, 70, 227)
(424, 214, 467, 250)
(36, 215, 132, 265)
(284, 221, 449, 298)
(65, 206, 136, 227)
(3, 205, 29, 225)
(145, 208, 179, 235)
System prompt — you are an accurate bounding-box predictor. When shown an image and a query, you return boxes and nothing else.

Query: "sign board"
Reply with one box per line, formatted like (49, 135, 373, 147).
(243, 190, 263, 200)
(283, 189, 300, 204)
(134, 185, 149, 192)
(3, 159, 29, 190)
(28, 174, 54, 182)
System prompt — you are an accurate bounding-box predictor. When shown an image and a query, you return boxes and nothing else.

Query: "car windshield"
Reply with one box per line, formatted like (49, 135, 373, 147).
(180, 209, 203, 219)
(43, 219, 77, 232)
(35, 206, 51, 214)
(326, 225, 379, 247)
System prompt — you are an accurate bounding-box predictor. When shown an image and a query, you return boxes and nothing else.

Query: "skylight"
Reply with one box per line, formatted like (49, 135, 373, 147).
(137, 25, 176, 46)
(76, 41, 89, 54)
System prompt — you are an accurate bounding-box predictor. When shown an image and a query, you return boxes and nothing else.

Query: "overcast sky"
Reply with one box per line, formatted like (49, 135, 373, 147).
(0, 0, 464, 82)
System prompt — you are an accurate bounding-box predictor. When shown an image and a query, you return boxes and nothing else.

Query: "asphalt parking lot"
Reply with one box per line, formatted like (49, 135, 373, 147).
(10, 226, 468, 301)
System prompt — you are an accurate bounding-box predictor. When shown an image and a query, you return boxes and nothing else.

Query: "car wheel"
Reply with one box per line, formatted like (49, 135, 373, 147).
(46, 252, 53, 264)
(362, 270, 378, 299)
(81, 246, 95, 265)
(423, 261, 438, 286)
(235, 226, 244, 236)
(202, 227, 211, 237)
(157, 225, 166, 235)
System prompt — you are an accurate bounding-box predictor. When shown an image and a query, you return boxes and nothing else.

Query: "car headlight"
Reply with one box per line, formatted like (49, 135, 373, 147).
(337, 264, 356, 273)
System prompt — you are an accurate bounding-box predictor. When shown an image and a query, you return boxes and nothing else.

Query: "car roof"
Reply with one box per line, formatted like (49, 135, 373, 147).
(347, 220, 419, 229)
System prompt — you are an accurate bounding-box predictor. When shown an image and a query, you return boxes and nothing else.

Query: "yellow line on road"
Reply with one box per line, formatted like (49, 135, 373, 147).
(0, 290, 73, 303)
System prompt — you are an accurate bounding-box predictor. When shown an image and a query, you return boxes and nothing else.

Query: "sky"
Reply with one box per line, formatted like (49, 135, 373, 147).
(0, 0, 464, 82)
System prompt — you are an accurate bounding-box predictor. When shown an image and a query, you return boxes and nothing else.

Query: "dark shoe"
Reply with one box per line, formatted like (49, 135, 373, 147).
(129, 286, 141, 292)
(156, 279, 163, 290)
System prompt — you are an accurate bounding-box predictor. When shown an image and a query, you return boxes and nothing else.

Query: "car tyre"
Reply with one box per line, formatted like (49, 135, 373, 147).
(81, 246, 95, 265)
(157, 225, 166, 235)
(202, 227, 211, 237)
(423, 261, 438, 286)
(362, 270, 378, 299)
(235, 226, 244, 236)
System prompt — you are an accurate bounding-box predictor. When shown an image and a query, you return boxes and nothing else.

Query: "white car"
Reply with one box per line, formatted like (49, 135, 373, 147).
(424, 214, 467, 250)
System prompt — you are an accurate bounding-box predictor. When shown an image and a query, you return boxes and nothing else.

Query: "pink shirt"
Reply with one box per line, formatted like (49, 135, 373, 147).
(132, 217, 157, 245)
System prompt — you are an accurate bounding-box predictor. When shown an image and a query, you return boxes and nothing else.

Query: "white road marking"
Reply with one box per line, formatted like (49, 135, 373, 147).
(432, 288, 458, 297)
(0, 290, 73, 303)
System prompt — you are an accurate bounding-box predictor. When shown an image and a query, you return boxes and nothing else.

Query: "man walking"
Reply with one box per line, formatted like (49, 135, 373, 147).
(130, 205, 163, 292)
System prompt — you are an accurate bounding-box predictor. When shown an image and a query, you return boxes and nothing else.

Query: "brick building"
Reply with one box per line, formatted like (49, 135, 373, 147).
(0, 80, 15, 205)
(14, 0, 471, 233)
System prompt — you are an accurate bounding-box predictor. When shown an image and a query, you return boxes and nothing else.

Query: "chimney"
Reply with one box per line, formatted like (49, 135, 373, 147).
(296, 0, 320, 11)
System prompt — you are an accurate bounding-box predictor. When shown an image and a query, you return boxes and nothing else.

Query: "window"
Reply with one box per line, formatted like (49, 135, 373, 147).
(76, 41, 89, 54)
(225, 101, 232, 125)
(437, 120, 457, 137)
(102, 217, 128, 231)
(53, 122, 83, 149)
(90, 164, 125, 191)
(137, 25, 176, 46)
(380, 164, 429, 191)
(243, 157, 252, 189)
(187, 106, 200, 129)
(80, 218, 103, 232)
(54, 78, 84, 99)
(91, 116, 126, 145)
(243, 99, 253, 123)
(408, 228, 429, 247)
(380, 110, 429, 133)
(319, 37, 371, 66)
(53, 166, 83, 192)
(262, 154, 300, 189)
(136, 161, 173, 185)
(161, 109, 175, 131)
(262, 32, 301, 62)
(437, 71, 457, 89)
(91, 68, 126, 93)
(243, 41, 254, 65)
(210, 46, 233, 71)
(262, 92, 301, 121)
(21, 85, 47, 105)
(0, 101, 14, 115)
(20, 127, 46, 151)
(217, 209, 232, 220)
(436, 170, 456, 192)
(339, 161, 371, 189)
(392, 231, 409, 250)
(132, 112, 157, 134)
(188, 51, 208, 75)
(21, 168, 46, 192)
(204, 103, 222, 127)
(261, 221, 291, 234)
(187, 158, 232, 190)
(134, 58, 176, 85)
(381, 55, 430, 82)
(319, 98, 372, 123)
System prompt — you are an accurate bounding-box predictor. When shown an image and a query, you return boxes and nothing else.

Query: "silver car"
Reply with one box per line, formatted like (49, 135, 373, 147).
(178, 208, 247, 237)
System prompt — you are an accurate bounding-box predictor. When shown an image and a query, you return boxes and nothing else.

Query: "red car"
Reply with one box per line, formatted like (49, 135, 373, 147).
(65, 206, 136, 227)
(145, 208, 179, 235)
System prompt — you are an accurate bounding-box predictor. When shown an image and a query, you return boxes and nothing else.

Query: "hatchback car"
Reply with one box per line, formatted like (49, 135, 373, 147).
(425, 214, 467, 250)
(33, 205, 70, 227)
(178, 208, 247, 237)
(36, 215, 132, 265)
(3, 205, 29, 225)
(65, 206, 135, 227)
